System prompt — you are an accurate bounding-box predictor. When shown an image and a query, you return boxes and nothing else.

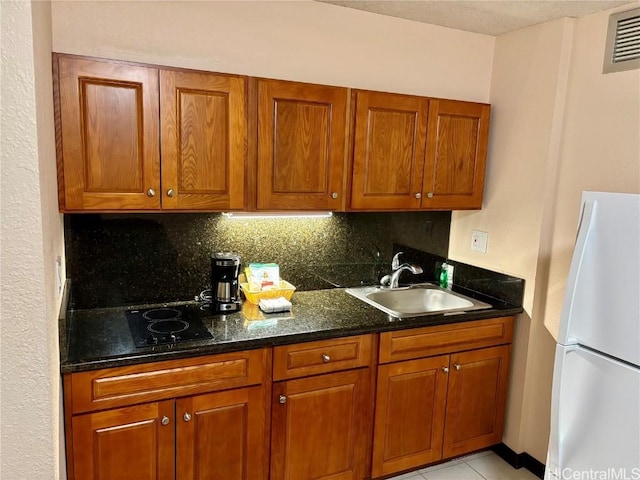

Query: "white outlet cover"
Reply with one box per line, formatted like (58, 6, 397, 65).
(471, 230, 488, 253)
(56, 256, 63, 295)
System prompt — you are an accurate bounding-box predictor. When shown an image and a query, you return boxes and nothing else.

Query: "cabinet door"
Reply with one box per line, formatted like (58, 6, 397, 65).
(160, 70, 247, 210)
(271, 369, 370, 480)
(71, 401, 174, 480)
(56, 56, 160, 210)
(372, 355, 449, 478)
(257, 79, 347, 210)
(422, 100, 490, 209)
(176, 386, 267, 480)
(443, 345, 510, 458)
(350, 91, 428, 210)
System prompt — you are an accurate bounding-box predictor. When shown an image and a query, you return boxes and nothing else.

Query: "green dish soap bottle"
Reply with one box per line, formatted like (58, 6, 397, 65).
(439, 262, 448, 288)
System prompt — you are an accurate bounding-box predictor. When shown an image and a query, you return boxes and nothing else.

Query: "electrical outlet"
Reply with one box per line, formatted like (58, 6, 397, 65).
(471, 230, 488, 253)
(56, 256, 63, 295)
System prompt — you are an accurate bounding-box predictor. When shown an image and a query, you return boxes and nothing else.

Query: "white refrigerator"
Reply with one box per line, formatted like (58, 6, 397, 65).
(546, 191, 640, 480)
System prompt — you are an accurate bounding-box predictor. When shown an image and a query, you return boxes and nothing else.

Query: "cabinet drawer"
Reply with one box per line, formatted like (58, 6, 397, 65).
(273, 334, 373, 381)
(379, 317, 513, 364)
(67, 348, 268, 414)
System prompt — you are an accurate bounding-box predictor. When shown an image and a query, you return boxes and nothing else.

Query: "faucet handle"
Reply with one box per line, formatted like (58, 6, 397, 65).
(391, 252, 404, 270)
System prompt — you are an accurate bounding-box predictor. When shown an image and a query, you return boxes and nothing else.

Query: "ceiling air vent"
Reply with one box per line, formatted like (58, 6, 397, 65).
(603, 7, 640, 74)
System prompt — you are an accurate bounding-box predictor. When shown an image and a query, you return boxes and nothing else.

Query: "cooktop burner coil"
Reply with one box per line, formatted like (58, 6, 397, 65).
(126, 305, 212, 347)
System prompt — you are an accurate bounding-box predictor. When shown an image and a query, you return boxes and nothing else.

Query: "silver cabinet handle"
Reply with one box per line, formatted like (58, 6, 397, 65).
(161, 416, 170, 426)
(167, 189, 175, 197)
(147, 188, 156, 197)
(279, 394, 287, 404)
(454, 364, 461, 371)
(322, 354, 331, 363)
(427, 192, 434, 199)
(441, 367, 449, 373)
(183, 412, 192, 422)
(415, 193, 421, 199)
(331, 192, 338, 199)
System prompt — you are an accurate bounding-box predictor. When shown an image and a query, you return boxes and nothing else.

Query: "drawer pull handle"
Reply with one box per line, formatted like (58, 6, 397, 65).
(454, 364, 461, 371)
(183, 412, 192, 422)
(161, 416, 170, 426)
(322, 354, 331, 363)
(279, 394, 287, 404)
(441, 367, 449, 373)
(147, 188, 156, 197)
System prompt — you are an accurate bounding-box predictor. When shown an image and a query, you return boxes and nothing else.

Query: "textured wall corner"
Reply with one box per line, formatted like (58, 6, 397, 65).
(1, 1, 62, 478)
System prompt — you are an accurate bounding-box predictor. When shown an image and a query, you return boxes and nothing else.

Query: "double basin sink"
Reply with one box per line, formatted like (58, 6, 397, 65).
(346, 283, 491, 318)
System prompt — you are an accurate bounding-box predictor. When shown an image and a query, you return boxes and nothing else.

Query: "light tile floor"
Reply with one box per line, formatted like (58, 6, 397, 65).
(387, 451, 540, 480)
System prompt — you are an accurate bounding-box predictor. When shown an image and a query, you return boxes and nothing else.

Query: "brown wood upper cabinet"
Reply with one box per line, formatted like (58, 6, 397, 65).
(160, 70, 246, 210)
(54, 55, 247, 211)
(349, 90, 490, 211)
(55, 54, 489, 212)
(257, 79, 347, 210)
(422, 99, 490, 209)
(350, 90, 429, 210)
(55, 56, 161, 210)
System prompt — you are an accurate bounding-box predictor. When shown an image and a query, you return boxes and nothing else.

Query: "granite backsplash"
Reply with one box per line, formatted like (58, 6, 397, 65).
(65, 211, 451, 309)
(391, 244, 525, 307)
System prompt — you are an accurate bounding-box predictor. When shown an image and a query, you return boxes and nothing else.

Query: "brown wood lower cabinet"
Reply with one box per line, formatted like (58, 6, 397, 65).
(72, 400, 175, 480)
(270, 335, 374, 480)
(64, 350, 269, 480)
(176, 386, 267, 480)
(271, 368, 371, 480)
(64, 324, 513, 480)
(71, 387, 267, 480)
(442, 345, 510, 458)
(372, 318, 513, 478)
(372, 356, 449, 477)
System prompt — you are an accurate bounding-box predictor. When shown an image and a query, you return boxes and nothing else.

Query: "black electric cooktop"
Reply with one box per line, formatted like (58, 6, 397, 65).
(126, 305, 213, 347)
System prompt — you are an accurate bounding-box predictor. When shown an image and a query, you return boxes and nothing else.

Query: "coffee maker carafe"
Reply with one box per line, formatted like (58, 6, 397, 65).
(210, 252, 242, 312)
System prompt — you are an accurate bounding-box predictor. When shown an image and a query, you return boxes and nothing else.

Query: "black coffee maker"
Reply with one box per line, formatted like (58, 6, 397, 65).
(210, 252, 242, 313)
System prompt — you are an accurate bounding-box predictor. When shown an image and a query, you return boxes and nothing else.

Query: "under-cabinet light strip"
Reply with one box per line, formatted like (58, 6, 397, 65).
(221, 212, 333, 219)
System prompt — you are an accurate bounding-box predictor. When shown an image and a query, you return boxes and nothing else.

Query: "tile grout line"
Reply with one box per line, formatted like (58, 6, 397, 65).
(395, 451, 523, 480)
(464, 458, 491, 480)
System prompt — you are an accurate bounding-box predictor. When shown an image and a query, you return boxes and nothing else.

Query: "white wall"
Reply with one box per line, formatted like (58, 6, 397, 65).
(449, 17, 573, 314)
(543, 5, 640, 338)
(0, 1, 65, 478)
(51, 0, 494, 102)
(449, 3, 640, 463)
(449, 16, 574, 461)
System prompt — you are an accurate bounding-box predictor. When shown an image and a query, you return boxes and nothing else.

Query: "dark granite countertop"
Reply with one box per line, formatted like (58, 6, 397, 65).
(60, 286, 523, 374)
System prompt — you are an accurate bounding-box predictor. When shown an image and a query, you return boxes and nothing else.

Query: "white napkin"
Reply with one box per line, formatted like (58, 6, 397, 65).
(259, 297, 292, 313)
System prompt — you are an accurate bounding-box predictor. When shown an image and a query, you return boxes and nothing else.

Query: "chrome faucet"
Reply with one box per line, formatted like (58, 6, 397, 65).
(381, 252, 424, 288)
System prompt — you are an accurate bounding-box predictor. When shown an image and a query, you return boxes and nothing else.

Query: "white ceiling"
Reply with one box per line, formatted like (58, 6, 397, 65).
(317, 0, 632, 36)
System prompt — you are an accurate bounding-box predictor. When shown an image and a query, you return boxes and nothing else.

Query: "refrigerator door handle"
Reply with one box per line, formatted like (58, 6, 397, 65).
(557, 200, 597, 343)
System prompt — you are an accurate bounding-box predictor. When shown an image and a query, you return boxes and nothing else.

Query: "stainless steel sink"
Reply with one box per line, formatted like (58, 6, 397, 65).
(345, 283, 492, 318)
